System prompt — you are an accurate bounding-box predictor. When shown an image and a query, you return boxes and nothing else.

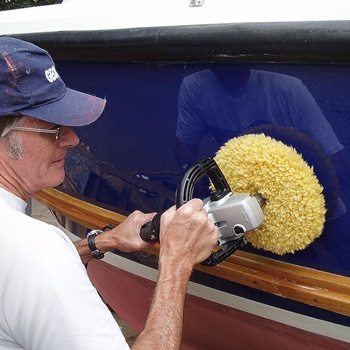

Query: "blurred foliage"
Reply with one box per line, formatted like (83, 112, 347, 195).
(0, 0, 63, 11)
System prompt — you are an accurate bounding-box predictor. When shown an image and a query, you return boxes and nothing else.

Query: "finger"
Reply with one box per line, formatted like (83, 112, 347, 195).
(140, 212, 157, 226)
(182, 198, 204, 211)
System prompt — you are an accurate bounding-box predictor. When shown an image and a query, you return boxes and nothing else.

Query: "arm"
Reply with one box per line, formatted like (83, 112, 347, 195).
(175, 137, 198, 171)
(291, 79, 343, 155)
(132, 199, 218, 350)
(132, 256, 192, 349)
(75, 199, 217, 349)
(175, 75, 208, 169)
(74, 211, 156, 265)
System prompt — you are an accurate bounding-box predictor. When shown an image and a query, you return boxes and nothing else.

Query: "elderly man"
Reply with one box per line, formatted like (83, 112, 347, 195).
(0, 37, 218, 350)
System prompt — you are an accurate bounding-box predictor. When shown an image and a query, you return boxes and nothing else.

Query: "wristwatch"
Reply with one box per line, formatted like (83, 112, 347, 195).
(86, 229, 105, 259)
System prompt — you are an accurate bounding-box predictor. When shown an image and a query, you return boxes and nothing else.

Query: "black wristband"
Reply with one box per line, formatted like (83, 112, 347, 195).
(86, 230, 105, 259)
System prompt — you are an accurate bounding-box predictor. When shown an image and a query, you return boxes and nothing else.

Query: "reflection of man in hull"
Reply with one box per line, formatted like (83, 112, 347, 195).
(175, 65, 347, 218)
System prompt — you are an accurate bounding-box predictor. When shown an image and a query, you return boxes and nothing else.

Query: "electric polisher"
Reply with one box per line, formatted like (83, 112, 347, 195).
(140, 130, 327, 266)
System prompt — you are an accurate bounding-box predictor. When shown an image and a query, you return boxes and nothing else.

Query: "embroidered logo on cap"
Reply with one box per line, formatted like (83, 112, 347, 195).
(45, 66, 60, 83)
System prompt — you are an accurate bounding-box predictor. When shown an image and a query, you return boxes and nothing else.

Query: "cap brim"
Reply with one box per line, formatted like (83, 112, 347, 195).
(20, 88, 106, 127)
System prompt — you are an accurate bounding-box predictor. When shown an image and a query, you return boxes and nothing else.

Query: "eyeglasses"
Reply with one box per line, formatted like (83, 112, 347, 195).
(12, 125, 61, 140)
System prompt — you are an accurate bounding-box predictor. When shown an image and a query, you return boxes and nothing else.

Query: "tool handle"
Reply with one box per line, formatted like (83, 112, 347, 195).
(141, 157, 228, 242)
(140, 158, 241, 266)
(140, 213, 161, 243)
(176, 157, 231, 208)
(176, 157, 246, 266)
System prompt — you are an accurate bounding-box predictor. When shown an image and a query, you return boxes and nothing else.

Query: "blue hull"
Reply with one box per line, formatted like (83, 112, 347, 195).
(59, 60, 350, 325)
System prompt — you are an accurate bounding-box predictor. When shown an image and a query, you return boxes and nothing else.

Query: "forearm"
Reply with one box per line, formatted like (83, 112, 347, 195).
(74, 213, 155, 265)
(132, 257, 193, 350)
(175, 139, 198, 170)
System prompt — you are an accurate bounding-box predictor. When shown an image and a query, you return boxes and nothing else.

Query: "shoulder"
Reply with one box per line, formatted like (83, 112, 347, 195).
(182, 69, 214, 88)
(1, 205, 76, 260)
(253, 69, 303, 87)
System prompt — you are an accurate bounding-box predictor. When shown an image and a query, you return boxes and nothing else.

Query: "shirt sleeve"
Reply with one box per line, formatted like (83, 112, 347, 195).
(291, 79, 343, 155)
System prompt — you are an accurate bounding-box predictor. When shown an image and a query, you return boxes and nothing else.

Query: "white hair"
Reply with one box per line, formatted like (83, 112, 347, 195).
(1, 115, 28, 160)
(6, 132, 23, 159)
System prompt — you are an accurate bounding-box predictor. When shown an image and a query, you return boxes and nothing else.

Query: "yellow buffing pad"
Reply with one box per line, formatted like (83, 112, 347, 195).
(214, 133, 326, 255)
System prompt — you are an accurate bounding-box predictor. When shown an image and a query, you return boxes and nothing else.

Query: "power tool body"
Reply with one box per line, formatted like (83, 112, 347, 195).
(140, 157, 265, 266)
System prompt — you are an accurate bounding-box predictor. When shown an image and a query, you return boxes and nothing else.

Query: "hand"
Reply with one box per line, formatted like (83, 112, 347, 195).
(103, 211, 157, 252)
(159, 199, 218, 267)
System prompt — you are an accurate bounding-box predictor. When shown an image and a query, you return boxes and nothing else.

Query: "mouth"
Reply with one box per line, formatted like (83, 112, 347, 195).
(52, 159, 65, 166)
(52, 154, 66, 165)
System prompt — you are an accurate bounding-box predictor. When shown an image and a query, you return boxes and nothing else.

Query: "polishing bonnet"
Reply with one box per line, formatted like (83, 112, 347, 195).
(214, 133, 326, 254)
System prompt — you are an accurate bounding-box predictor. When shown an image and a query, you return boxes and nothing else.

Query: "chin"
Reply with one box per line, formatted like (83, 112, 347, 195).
(49, 172, 65, 188)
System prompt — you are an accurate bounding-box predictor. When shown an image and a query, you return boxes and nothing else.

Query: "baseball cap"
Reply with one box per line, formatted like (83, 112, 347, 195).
(0, 37, 106, 126)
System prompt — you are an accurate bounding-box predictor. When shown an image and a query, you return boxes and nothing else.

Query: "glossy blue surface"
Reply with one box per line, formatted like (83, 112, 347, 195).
(59, 61, 350, 281)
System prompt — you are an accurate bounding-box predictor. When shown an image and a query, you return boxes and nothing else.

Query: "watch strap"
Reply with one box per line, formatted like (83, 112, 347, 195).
(87, 229, 105, 259)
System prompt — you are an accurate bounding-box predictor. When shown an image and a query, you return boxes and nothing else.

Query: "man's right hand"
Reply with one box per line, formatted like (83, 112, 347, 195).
(158, 199, 218, 267)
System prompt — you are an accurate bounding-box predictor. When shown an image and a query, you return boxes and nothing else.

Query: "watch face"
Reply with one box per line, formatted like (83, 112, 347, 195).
(87, 229, 103, 237)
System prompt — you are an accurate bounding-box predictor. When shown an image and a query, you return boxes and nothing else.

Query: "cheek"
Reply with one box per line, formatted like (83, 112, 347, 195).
(20, 138, 66, 189)
(22, 144, 56, 178)
(27, 157, 66, 189)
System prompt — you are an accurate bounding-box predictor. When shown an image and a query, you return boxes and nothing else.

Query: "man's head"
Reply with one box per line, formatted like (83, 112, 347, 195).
(210, 63, 252, 91)
(0, 37, 105, 125)
(0, 38, 105, 200)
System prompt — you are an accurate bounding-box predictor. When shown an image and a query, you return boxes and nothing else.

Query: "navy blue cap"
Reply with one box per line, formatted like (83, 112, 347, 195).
(0, 37, 106, 126)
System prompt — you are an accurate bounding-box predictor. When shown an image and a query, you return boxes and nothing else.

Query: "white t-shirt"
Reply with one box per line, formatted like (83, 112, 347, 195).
(0, 187, 129, 350)
(177, 69, 343, 156)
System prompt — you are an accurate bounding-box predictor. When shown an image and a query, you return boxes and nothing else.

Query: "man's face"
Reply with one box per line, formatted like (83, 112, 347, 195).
(6, 117, 79, 197)
(211, 64, 252, 91)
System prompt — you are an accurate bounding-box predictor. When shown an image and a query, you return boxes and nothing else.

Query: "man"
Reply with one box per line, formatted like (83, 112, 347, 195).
(0, 37, 218, 349)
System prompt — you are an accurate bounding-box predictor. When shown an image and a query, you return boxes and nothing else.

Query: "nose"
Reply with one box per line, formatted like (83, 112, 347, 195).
(58, 126, 80, 148)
